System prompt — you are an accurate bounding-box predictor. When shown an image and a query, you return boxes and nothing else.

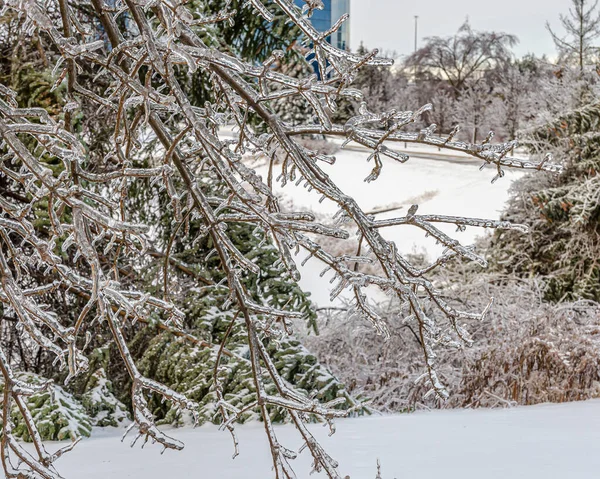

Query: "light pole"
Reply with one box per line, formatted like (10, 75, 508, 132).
(412, 15, 419, 86)
(414, 15, 419, 53)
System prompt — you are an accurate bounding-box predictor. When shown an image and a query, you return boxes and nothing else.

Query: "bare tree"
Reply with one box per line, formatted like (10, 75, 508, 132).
(452, 79, 495, 144)
(0, 1, 558, 478)
(491, 62, 536, 141)
(547, 0, 600, 71)
(406, 20, 518, 93)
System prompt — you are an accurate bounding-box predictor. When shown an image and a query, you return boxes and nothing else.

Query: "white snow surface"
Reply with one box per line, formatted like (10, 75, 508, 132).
(49, 399, 600, 478)
(249, 147, 524, 306)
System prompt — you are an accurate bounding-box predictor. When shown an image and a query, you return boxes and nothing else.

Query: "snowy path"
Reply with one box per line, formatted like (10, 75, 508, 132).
(51, 399, 600, 478)
(249, 147, 524, 306)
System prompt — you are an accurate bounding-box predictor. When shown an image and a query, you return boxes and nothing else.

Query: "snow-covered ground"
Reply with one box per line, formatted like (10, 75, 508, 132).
(51, 399, 600, 478)
(249, 146, 525, 305)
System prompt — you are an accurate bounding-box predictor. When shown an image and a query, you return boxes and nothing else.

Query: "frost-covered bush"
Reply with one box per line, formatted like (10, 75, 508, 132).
(449, 271, 600, 407)
(0, 373, 92, 442)
(491, 68, 600, 301)
(81, 369, 129, 427)
(302, 267, 600, 411)
(298, 297, 454, 412)
(458, 308, 600, 407)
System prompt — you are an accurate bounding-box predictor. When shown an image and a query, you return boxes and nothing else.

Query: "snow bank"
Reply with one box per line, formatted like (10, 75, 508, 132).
(250, 148, 524, 306)
(51, 399, 600, 478)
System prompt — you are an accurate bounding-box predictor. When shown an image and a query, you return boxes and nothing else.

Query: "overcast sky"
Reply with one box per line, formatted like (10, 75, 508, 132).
(349, 0, 568, 59)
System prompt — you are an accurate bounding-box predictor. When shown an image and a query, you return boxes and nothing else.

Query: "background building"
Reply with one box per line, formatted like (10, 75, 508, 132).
(294, 0, 350, 51)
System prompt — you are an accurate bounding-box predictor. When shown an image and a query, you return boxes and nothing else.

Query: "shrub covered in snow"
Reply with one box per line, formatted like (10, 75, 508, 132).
(491, 84, 600, 302)
(0, 373, 92, 442)
(136, 309, 358, 427)
(302, 267, 600, 411)
(81, 369, 130, 427)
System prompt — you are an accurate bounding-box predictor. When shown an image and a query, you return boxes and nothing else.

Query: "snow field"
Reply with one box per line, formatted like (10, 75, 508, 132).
(51, 399, 600, 478)
(250, 147, 524, 306)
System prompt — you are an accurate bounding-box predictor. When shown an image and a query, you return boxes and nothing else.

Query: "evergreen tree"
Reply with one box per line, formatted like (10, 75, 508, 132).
(491, 84, 600, 301)
(0, 0, 351, 437)
(125, 179, 356, 426)
(547, 0, 600, 71)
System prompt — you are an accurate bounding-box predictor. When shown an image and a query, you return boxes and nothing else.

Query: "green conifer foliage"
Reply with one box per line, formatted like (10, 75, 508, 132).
(81, 368, 130, 427)
(491, 99, 600, 301)
(129, 181, 356, 426)
(0, 0, 351, 433)
(0, 373, 92, 442)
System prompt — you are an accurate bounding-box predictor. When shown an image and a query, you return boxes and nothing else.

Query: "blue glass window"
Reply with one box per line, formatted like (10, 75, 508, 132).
(293, 0, 349, 51)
